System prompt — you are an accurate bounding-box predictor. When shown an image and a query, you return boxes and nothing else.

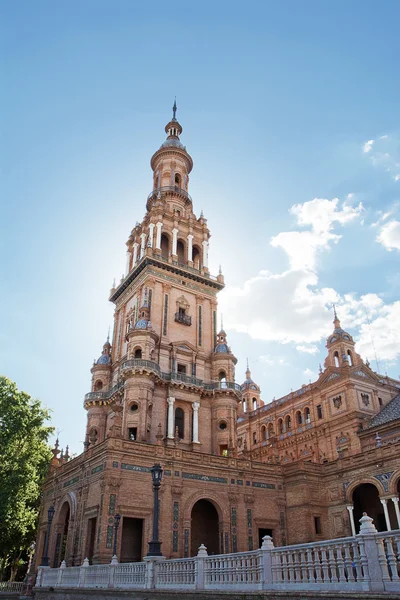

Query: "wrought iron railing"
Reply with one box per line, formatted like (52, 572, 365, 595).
(84, 380, 124, 403)
(147, 186, 192, 203)
(175, 312, 192, 326)
(121, 359, 161, 375)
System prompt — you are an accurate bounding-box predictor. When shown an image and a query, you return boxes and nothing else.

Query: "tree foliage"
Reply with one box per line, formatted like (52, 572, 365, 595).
(0, 376, 53, 580)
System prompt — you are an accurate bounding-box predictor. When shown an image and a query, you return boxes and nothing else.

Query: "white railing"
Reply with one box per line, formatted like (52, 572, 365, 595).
(35, 514, 400, 594)
(377, 531, 400, 591)
(154, 558, 196, 589)
(271, 537, 368, 590)
(204, 550, 262, 589)
(114, 562, 146, 588)
(0, 581, 25, 594)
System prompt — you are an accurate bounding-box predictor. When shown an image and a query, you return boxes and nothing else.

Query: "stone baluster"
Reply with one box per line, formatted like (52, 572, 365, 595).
(187, 234, 193, 262)
(132, 242, 139, 265)
(155, 222, 163, 250)
(380, 498, 391, 531)
(346, 505, 356, 536)
(167, 397, 175, 439)
(390, 496, 400, 528)
(192, 402, 200, 444)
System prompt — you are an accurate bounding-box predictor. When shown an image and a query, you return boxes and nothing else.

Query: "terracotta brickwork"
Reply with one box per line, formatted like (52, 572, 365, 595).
(35, 109, 400, 569)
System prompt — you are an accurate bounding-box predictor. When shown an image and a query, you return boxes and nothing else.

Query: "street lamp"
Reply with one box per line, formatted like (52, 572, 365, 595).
(112, 514, 121, 559)
(40, 505, 55, 567)
(147, 463, 163, 556)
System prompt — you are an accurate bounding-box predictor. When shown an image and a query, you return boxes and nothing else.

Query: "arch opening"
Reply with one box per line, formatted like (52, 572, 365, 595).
(190, 499, 220, 556)
(174, 407, 184, 439)
(352, 483, 386, 533)
(177, 240, 185, 264)
(192, 246, 201, 269)
(334, 351, 340, 368)
(161, 233, 170, 259)
(53, 502, 70, 567)
(134, 348, 142, 359)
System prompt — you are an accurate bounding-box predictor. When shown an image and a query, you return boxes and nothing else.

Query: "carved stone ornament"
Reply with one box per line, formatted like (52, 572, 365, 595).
(333, 395, 342, 409)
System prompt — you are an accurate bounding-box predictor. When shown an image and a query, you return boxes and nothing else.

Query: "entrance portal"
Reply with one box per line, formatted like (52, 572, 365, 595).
(353, 483, 386, 532)
(258, 528, 273, 549)
(120, 518, 143, 562)
(191, 499, 220, 556)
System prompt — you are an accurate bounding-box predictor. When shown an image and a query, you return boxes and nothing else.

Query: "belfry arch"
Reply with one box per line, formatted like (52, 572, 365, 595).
(190, 499, 221, 556)
(352, 483, 386, 533)
(53, 501, 71, 567)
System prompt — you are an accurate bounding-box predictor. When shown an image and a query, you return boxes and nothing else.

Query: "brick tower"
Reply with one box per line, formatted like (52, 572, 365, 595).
(84, 102, 240, 456)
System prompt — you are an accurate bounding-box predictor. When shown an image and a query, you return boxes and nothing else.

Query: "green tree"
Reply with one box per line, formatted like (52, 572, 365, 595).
(0, 376, 53, 580)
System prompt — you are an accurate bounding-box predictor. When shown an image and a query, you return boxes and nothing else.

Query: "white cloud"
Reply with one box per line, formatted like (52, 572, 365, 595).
(363, 134, 400, 181)
(303, 368, 317, 380)
(377, 220, 400, 251)
(363, 139, 374, 153)
(296, 344, 319, 354)
(270, 198, 363, 271)
(356, 301, 400, 362)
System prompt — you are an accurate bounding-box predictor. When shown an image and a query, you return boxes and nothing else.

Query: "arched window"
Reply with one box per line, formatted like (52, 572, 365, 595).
(219, 371, 227, 388)
(278, 419, 284, 434)
(134, 348, 142, 359)
(177, 240, 185, 264)
(296, 410, 303, 426)
(347, 350, 353, 366)
(268, 423, 274, 438)
(285, 415, 292, 430)
(175, 407, 184, 439)
(334, 351, 340, 368)
(161, 233, 170, 259)
(242, 399, 247, 413)
(94, 380, 103, 391)
(252, 397, 257, 410)
(174, 173, 181, 187)
(261, 426, 267, 441)
(304, 407, 311, 424)
(192, 246, 201, 269)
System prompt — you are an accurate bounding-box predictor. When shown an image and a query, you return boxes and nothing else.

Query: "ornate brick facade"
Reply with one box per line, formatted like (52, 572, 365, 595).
(35, 107, 400, 569)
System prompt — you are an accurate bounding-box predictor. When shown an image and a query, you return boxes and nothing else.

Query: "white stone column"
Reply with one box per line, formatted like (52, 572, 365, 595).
(132, 243, 139, 265)
(167, 397, 175, 439)
(202, 240, 209, 268)
(390, 496, 400, 529)
(140, 233, 146, 258)
(172, 228, 178, 256)
(192, 401, 200, 443)
(346, 505, 356, 536)
(148, 223, 155, 248)
(155, 222, 162, 249)
(187, 234, 193, 262)
(125, 251, 131, 275)
(380, 498, 392, 531)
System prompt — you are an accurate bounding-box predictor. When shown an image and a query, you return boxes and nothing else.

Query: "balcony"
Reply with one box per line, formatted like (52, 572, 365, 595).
(121, 359, 161, 375)
(147, 186, 192, 205)
(84, 380, 124, 404)
(175, 311, 192, 326)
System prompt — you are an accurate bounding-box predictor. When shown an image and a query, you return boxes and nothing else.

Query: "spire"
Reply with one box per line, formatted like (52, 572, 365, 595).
(245, 358, 251, 380)
(107, 327, 110, 343)
(172, 97, 177, 121)
(332, 303, 341, 329)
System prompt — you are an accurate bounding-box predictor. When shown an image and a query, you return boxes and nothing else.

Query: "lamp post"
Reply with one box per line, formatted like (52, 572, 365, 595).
(40, 505, 55, 566)
(147, 463, 163, 556)
(112, 514, 121, 560)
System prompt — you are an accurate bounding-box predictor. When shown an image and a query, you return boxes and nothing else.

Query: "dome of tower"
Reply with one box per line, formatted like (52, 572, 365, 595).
(215, 343, 229, 353)
(97, 353, 111, 365)
(160, 138, 185, 150)
(241, 365, 260, 391)
(135, 318, 148, 330)
(327, 309, 354, 345)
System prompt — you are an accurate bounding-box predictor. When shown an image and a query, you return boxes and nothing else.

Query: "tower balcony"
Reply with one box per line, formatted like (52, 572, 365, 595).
(174, 311, 192, 326)
(84, 380, 125, 406)
(146, 186, 192, 210)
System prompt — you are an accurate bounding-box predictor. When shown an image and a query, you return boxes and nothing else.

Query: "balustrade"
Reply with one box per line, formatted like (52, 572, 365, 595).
(35, 515, 400, 594)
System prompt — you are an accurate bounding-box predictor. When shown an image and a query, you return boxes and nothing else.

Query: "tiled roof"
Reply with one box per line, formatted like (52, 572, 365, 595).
(367, 393, 400, 428)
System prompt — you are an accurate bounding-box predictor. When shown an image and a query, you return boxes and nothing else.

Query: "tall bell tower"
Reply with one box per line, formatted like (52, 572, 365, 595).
(84, 104, 241, 456)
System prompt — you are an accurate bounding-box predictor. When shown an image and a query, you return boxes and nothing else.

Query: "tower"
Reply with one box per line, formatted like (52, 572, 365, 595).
(84, 104, 240, 455)
(324, 307, 362, 370)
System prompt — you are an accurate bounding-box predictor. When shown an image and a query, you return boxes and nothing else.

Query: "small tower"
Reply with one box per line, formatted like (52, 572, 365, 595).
(84, 336, 113, 450)
(126, 293, 159, 361)
(240, 361, 263, 414)
(211, 328, 237, 382)
(324, 307, 362, 369)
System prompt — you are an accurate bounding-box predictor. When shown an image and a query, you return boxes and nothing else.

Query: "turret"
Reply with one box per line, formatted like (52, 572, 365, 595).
(240, 361, 264, 414)
(84, 336, 113, 450)
(324, 307, 362, 369)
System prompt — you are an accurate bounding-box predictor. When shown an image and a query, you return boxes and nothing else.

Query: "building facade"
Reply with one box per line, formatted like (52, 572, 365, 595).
(35, 108, 400, 570)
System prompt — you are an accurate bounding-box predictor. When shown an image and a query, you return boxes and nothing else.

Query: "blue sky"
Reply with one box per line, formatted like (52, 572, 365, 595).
(1, 1, 400, 454)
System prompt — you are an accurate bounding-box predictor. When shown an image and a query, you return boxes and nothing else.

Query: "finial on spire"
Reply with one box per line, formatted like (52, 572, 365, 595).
(246, 357, 249, 370)
(220, 313, 224, 331)
(333, 303, 337, 320)
(172, 97, 177, 120)
(107, 327, 110, 343)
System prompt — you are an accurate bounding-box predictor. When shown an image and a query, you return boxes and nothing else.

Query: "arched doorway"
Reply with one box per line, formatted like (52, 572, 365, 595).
(352, 483, 386, 532)
(190, 499, 220, 556)
(53, 502, 70, 567)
